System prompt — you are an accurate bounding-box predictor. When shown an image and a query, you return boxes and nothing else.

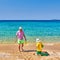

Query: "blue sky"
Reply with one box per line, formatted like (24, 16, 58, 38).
(0, 0, 60, 20)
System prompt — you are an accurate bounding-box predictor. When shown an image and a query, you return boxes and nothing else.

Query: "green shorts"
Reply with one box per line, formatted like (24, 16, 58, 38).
(36, 51, 49, 56)
(36, 51, 41, 55)
(18, 39, 24, 44)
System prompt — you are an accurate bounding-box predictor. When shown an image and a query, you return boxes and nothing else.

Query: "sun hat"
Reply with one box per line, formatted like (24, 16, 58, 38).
(36, 38, 41, 42)
(19, 27, 22, 30)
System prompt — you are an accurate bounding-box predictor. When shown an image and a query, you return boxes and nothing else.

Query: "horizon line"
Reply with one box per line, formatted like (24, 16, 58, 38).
(0, 20, 60, 22)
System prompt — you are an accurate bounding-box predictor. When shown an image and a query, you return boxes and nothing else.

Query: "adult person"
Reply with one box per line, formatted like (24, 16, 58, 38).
(16, 27, 26, 51)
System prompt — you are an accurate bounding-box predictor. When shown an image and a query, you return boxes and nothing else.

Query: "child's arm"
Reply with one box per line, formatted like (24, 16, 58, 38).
(36, 43, 39, 47)
(41, 43, 44, 48)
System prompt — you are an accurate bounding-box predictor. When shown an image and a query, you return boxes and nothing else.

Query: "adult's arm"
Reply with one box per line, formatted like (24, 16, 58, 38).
(23, 34, 26, 41)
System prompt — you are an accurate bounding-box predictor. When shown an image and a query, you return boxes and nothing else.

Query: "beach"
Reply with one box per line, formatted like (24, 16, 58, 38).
(0, 20, 60, 60)
(0, 42, 60, 60)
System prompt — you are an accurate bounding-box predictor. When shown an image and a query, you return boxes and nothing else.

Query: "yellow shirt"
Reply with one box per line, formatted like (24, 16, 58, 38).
(36, 42, 43, 51)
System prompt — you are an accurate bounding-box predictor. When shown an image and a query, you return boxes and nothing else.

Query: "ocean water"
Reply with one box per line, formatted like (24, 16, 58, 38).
(0, 20, 60, 43)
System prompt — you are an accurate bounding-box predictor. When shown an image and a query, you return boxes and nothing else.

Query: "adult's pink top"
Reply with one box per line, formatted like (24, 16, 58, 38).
(16, 30, 24, 40)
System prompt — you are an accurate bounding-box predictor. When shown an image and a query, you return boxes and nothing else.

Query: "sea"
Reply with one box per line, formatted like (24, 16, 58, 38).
(0, 20, 60, 43)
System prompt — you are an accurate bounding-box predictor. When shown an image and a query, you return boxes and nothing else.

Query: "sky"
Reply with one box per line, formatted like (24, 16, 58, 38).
(0, 0, 60, 20)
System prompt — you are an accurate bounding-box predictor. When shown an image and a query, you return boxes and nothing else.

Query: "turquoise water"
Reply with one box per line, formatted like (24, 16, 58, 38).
(0, 20, 60, 43)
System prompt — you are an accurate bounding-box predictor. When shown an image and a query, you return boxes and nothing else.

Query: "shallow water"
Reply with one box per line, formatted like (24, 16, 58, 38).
(0, 20, 60, 43)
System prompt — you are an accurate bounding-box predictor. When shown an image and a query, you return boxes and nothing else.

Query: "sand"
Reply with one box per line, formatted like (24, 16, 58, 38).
(0, 42, 60, 60)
